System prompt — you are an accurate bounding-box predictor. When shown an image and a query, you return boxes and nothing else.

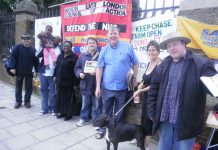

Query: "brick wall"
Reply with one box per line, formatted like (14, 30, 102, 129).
(178, 7, 218, 25)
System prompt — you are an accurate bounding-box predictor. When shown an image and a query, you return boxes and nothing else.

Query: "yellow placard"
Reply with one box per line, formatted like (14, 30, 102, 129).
(177, 16, 218, 59)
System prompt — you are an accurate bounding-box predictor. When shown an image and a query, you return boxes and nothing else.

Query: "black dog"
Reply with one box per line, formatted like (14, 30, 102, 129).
(93, 115, 145, 150)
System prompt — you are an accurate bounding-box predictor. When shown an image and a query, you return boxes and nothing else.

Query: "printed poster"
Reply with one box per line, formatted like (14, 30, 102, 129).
(132, 15, 175, 81)
(61, 0, 132, 54)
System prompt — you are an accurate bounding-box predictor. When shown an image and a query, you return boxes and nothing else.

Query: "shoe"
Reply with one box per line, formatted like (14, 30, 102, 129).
(94, 127, 100, 130)
(95, 132, 104, 139)
(38, 111, 48, 116)
(56, 113, 65, 119)
(64, 116, 72, 121)
(76, 119, 90, 127)
(14, 102, 21, 109)
(130, 139, 137, 144)
(51, 112, 56, 116)
(24, 102, 31, 108)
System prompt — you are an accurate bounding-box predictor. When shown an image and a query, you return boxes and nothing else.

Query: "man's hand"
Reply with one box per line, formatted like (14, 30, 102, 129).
(95, 87, 101, 98)
(10, 69, 16, 75)
(79, 73, 85, 79)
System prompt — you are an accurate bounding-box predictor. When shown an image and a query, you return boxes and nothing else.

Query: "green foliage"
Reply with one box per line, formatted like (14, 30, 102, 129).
(0, 0, 17, 12)
(0, 0, 65, 12)
(132, 0, 141, 21)
(0, 0, 141, 21)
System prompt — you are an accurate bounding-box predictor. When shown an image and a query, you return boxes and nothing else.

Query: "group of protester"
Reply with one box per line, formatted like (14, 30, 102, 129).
(8, 24, 217, 150)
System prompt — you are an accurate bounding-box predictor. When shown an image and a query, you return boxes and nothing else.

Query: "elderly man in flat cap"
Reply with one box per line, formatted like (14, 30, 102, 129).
(147, 32, 217, 150)
(10, 33, 39, 109)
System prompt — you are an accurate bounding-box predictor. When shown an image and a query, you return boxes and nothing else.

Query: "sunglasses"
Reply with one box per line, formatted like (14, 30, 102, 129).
(22, 37, 30, 40)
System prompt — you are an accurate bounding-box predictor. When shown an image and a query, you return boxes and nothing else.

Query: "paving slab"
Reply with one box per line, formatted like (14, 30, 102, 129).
(0, 80, 158, 150)
(30, 139, 67, 150)
(55, 131, 87, 146)
(3, 134, 39, 150)
(6, 123, 36, 136)
(0, 143, 10, 150)
(0, 129, 12, 141)
(30, 127, 60, 141)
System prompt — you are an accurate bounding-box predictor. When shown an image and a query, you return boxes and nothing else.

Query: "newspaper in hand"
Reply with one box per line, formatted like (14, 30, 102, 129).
(200, 74, 218, 97)
(84, 60, 97, 73)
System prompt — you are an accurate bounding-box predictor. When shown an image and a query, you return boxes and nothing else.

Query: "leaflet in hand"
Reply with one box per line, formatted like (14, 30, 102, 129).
(84, 60, 97, 73)
(200, 74, 218, 97)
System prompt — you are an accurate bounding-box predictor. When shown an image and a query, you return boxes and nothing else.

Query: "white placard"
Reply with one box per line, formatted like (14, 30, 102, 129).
(35, 17, 62, 50)
(200, 74, 218, 97)
(84, 60, 97, 73)
(132, 14, 176, 81)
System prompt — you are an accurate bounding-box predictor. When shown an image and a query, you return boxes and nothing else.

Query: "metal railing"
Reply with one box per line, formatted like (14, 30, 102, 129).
(0, 13, 15, 57)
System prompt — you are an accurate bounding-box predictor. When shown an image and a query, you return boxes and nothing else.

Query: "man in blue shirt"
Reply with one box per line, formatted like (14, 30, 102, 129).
(95, 25, 139, 125)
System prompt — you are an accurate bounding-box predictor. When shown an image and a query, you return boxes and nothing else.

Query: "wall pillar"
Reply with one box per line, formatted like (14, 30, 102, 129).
(13, 0, 38, 45)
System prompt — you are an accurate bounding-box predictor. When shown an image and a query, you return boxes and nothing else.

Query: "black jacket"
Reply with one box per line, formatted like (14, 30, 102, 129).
(55, 52, 78, 87)
(147, 51, 217, 140)
(9, 44, 38, 76)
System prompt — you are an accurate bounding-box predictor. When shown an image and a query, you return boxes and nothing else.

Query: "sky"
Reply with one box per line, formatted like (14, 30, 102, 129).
(140, 0, 181, 9)
(139, 0, 181, 17)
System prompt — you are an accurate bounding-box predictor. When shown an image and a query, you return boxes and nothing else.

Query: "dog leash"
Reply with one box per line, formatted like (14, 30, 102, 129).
(114, 96, 134, 117)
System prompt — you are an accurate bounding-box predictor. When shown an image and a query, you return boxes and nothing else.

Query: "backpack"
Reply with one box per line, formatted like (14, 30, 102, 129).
(4, 46, 20, 77)
(4, 56, 15, 77)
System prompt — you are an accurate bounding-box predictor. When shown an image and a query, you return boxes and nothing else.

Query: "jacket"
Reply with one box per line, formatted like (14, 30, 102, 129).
(35, 45, 61, 75)
(9, 44, 38, 76)
(74, 51, 99, 95)
(147, 50, 217, 140)
(54, 52, 78, 87)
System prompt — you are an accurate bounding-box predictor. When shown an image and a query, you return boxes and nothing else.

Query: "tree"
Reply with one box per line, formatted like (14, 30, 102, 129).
(0, 0, 18, 13)
(0, 0, 65, 12)
(1, 0, 141, 20)
(132, 0, 141, 21)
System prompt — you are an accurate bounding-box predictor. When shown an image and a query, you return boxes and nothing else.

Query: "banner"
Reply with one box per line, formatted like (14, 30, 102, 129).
(35, 17, 62, 51)
(61, 0, 132, 54)
(132, 15, 175, 81)
(177, 16, 218, 59)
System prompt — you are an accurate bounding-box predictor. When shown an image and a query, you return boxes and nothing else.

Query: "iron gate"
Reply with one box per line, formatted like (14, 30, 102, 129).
(0, 13, 15, 57)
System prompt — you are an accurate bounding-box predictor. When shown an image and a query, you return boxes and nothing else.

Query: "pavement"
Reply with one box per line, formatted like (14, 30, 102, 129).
(0, 80, 158, 150)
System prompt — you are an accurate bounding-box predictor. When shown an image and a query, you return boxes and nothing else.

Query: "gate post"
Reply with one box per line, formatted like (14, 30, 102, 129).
(13, 0, 38, 45)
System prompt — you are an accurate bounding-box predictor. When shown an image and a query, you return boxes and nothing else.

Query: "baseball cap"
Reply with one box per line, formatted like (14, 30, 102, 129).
(21, 33, 31, 40)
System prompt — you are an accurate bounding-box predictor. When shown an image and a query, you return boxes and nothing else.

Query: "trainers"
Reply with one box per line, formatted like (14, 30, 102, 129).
(51, 112, 56, 116)
(38, 111, 48, 116)
(94, 127, 100, 130)
(76, 119, 90, 127)
(14, 102, 21, 109)
(24, 102, 31, 108)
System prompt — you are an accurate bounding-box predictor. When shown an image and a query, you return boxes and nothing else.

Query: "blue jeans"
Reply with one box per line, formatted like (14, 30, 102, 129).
(158, 122, 195, 150)
(39, 74, 56, 113)
(80, 95, 102, 121)
(102, 86, 127, 123)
